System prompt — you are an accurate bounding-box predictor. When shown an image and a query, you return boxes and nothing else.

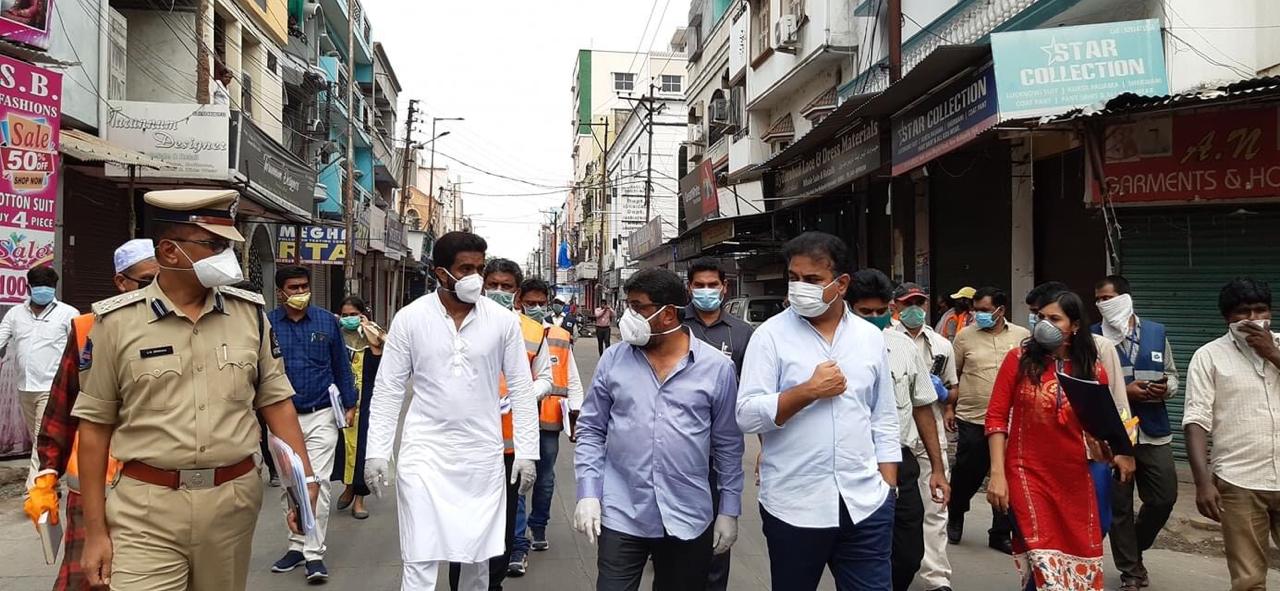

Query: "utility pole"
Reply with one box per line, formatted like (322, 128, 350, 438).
(598, 116, 608, 306)
(195, 0, 210, 104)
(398, 99, 419, 218)
(343, 8, 357, 295)
(888, 0, 903, 82)
(644, 81, 655, 221)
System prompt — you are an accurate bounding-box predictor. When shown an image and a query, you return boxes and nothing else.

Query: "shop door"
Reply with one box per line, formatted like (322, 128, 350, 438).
(61, 170, 130, 311)
(1117, 206, 1280, 461)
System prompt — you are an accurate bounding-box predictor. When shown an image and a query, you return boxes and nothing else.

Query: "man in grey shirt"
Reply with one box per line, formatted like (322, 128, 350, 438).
(681, 258, 753, 591)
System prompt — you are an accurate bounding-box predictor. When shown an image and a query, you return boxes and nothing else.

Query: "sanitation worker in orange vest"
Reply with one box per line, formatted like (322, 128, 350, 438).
(507, 276, 584, 578)
(448, 258, 553, 591)
(24, 239, 157, 591)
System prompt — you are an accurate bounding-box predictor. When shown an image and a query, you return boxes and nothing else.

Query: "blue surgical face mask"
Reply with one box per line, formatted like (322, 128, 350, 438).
(524, 305, 549, 323)
(691, 288, 722, 312)
(29, 286, 55, 306)
(899, 305, 927, 329)
(975, 310, 998, 329)
(1028, 313, 1039, 328)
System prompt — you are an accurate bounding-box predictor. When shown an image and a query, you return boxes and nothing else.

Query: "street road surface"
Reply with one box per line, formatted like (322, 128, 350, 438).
(0, 338, 1270, 590)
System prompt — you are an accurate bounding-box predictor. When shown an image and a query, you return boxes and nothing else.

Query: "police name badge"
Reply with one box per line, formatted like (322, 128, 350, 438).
(1151, 351, 1163, 363)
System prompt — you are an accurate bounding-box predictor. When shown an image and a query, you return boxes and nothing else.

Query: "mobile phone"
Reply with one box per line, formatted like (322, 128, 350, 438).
(1149, 376, 1169, 385)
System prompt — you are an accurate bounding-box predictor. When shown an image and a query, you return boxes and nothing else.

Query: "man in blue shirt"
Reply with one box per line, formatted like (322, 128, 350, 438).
(266, 265, 357, 583)
(574, 268, 745, 591)
(737, 231, 900, 591)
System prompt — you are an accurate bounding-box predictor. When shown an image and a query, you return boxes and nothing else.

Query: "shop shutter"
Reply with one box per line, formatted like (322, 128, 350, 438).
(61, 170, 131, 312)
(310, 264, 331, 311)
(1116, 205, 1280, 461)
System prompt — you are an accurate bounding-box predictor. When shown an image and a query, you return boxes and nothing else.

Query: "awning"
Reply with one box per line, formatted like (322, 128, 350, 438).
(800, 87, 838, 121)
(60, 129, 174, 169)
(1042, 75, 1280, 125)
(761, 114, 796, 143)
(847, 44, 991, 119)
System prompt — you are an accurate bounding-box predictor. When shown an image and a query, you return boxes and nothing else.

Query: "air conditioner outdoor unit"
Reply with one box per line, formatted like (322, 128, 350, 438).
(708, 98, 730, 128)
(688, 125, 706, 145)
(689, 142, 705, 159)
(775, 15, 799, 52)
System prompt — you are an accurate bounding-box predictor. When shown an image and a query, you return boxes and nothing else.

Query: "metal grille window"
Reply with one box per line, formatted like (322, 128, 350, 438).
(613, 72, 635, 92)
(661, 75, 682, 94)
(753, 0, 771, 60)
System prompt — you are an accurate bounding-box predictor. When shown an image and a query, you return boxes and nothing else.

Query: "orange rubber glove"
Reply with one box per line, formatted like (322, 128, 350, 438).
(23, 473, 59, 526)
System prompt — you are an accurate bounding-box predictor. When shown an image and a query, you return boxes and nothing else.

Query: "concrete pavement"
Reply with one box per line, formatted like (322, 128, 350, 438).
(0, 337, 1271, 590)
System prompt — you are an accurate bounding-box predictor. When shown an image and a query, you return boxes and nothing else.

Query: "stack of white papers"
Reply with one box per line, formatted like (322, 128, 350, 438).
(328, 384, 347, 429)
(560, 398, 573, 437)
(268, 434, 317, 536)
(37, 511, 61, 565)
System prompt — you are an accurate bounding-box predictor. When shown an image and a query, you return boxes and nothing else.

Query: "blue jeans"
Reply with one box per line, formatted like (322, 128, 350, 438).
(761, 495, 896, 591)
(513, 430, 560, 553)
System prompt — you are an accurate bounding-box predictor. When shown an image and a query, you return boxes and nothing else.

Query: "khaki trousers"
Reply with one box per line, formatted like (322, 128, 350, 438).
(106, 470, 263, 590)
(20, 390, 48, 489)
(1217, 477, 1280, 591)
(916, 408, 952, 590)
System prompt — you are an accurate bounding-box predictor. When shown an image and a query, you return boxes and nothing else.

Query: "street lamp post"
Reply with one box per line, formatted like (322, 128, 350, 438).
(428, 116, 464, 236)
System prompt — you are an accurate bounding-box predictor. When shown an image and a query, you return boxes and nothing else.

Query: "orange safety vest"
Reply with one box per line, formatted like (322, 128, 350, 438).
(538, 326, 573, 431)
(65, 313, 122, 493)
(500, 314, 547, 454)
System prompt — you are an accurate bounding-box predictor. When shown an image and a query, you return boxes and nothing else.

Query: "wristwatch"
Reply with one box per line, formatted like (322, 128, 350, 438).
(889, 485, 900, 499)
(303, 475, 321, 485)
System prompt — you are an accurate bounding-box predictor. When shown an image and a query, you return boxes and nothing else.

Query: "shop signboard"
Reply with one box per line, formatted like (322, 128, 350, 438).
(231, 112, 316, 215)
(276, 225, 347, 265)
(728, 10, 748, 82)
(679, 159, 720, 231)
(628, 216, 664, 259)
(0, 0, 54, 49)
(992, 19, 1168, 120)
(105, 101, 230, 179)
(1091, 106, 1280, 205)
(891, 64, 999, 176)
(0, 56, 60, 305)
(774, 120, 880, 206)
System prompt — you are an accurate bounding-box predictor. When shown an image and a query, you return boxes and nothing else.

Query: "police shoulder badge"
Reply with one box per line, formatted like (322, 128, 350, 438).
(79, 338, 93, 371)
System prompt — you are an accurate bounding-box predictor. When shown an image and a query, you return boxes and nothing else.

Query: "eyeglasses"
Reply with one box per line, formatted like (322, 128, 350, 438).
(171, 238, 231, 254)
(122, 274, 155, 288)
(624, 301, 660, 313)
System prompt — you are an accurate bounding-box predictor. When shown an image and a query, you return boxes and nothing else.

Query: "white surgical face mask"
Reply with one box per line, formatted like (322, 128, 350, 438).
(619, 305, 679, 347)
(788, 277, 841, 318)
(443, 269, 483, 304)
(165, 242, 243, 288)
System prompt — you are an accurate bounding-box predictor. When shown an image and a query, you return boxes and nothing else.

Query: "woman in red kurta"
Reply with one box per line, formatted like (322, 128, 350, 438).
(985, 291, 1134, 590)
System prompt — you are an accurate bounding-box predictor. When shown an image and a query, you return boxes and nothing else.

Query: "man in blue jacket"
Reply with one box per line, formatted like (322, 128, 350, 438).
(267, 265, 358, 583)
(1094, 275, 1179, 591)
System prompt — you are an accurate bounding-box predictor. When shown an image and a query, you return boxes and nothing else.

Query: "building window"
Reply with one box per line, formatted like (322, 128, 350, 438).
(613, 72, 635, 92)
(660, 74, 682, 94)
(753, 0, 771, 61)
(787, 0, 806, 22)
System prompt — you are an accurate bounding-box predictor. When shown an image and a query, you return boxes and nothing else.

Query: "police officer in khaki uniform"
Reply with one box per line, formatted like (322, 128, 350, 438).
(73, 189, 319, 591)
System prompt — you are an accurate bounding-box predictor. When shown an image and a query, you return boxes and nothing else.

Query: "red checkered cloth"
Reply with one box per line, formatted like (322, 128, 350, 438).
(54, 491, 87, 590)
(35, 323, 82, 477)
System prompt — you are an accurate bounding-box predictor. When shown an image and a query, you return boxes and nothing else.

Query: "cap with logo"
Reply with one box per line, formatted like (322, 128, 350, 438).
(113, 239, 155, 274)
(894, 282, 928, 303)
(144, 189, 245, 242)
(950, 286, 976, 300)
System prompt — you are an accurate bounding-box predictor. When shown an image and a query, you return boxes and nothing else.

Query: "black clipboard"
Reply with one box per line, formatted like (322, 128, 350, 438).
(1055, 372, 1134, 456)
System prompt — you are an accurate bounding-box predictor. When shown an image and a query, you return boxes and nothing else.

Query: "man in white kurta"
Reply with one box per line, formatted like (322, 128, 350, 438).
(366, 232, 539, 591)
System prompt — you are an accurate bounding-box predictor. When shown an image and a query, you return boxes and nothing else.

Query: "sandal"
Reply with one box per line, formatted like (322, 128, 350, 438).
(352, 497, 369, 519)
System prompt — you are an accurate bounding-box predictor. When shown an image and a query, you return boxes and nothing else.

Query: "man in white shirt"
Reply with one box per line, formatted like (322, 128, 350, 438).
(0, 265, 79, 485)
(892, 282, 957, 591)
(1184, 278, 1280, 591)
(737, 231, 899, 590)
(365, 232, 539, 591)
(848, 270, 950, 591)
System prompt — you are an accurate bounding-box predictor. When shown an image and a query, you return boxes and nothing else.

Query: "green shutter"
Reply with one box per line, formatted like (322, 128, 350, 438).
(578, 51, 592, 135)
(1116, 205, 1280, 461)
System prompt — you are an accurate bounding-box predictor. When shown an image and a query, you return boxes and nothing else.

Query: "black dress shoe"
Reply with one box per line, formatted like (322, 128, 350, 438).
(947, 519, 963, 545)
(989, 537, 1013, 555)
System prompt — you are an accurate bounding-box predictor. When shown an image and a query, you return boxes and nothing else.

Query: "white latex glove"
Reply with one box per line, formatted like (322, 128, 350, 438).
(711, 514, 738, 555)
(574, 498, 602, 545)
(512, 459, 537, 496)
(365, 458, 389, 498)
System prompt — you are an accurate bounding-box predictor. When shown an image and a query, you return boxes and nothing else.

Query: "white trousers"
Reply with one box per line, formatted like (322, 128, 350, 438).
(916, 408, 952, 589)
(20, 390, 49, 489)
(281, 409, 338, 560)
(402, 561, 488, 591)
